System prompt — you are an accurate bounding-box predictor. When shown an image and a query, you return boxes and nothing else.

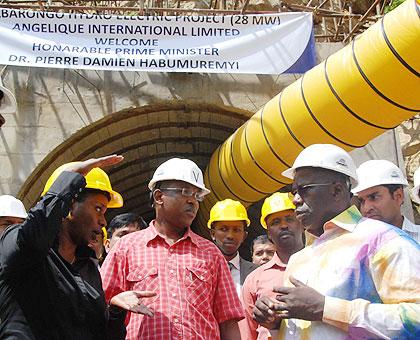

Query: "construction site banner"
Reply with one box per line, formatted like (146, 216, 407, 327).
(0, 9, 315, 74)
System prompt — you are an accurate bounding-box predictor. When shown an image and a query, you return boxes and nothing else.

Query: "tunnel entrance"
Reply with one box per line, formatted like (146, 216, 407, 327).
(17, 101, 267, 252)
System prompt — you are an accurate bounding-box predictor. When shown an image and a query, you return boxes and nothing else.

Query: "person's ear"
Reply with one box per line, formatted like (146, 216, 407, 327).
(392, 187, 404, 205)
(210, 229, 216, 241)
(153, 189, 164, 206)
(104, 239, 110, 253)
(66, 199, 77, 220)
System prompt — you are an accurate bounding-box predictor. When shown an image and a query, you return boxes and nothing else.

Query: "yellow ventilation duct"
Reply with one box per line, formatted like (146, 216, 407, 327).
(198, 0, 420, 227)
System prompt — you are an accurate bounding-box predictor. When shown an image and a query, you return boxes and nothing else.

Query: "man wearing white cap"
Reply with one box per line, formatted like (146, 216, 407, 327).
(0, 195, 27, 236)
(101, 158, 244, 340)
(352, 160, 419, 242)
(252, 144, 420, 339)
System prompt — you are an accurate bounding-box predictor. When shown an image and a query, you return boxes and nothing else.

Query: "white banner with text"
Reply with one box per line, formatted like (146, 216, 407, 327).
(0, 9, 315, 74)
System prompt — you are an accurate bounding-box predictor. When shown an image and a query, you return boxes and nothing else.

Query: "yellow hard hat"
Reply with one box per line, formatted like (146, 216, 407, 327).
(41, 162, 123, 208)
(207, 199, 250, 228)
(260, 193, 295, 229)
(101, 227, 108, 244)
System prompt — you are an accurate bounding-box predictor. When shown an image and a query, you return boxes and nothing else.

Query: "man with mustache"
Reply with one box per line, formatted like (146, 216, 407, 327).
(208, 199, 257, 298)
(251, 235, 276, 266)
(242, 193, 303, 340)
(253, 144, 420, 339)
(101, 158, 244, 340)
(351, 159, 419, 242)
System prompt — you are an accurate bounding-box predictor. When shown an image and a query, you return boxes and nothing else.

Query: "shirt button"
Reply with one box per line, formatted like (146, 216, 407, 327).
(172, 293, 177, 298)
(173, 317, 178, 323)
(169, 269, 174, 274)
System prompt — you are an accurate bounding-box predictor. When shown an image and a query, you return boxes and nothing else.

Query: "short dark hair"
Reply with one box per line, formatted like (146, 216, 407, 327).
(251, 235, 273, 254)
(383, 184, 403, 196)
(107, 213, 147, 238)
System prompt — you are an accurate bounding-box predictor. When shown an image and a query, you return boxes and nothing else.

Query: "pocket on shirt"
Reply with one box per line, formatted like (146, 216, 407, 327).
(185, 266, 212, 308)
(126, 267, 159, 305)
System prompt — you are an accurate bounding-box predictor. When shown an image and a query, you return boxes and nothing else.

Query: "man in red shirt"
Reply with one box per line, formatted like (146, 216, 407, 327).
(101, 157, 244, 340)
(241, 193, 304, 340)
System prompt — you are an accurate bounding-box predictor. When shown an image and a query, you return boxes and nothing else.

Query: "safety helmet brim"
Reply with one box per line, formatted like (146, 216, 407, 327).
(0, 195, 28, 219)
(97, 188, 123, 208)
(281, 144, 358, 185)
(351, 160, 408, 194)
(282, 164, 357, 184)
(42, 163, 123, 209)
(83, 175, 123, 208)
(207, 198, 250, 228)
(260, 192, 295, 229)
(0, 211, 28, 219)
(352, 181, 408, 195)
(149, 178, 210, 195)
(148, 158, 210, 195)
(207, 216, 251, 229)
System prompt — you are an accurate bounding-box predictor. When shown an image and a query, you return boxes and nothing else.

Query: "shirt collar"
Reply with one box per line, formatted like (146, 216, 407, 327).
(262, 252, 287, 270)
(324, 205, 362, 232)
(304, 205, 362, 244)
(304, 230, 318, 246)
(145, 220, 200, 247)
(402, 216, 418, 232)
(229, 253, 240, 270)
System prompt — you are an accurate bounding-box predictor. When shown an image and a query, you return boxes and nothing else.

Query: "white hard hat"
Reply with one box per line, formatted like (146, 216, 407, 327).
(352, 160, 408, 194)
(148, 158, 210, 194)
(411, 167, 420, 204)
(0, 195, 28, 219)
(282, 144, 358, 184)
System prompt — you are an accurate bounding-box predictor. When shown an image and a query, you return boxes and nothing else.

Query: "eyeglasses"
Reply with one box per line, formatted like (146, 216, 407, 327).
(289, 182, 334, 199)
(160, 187, 206, 202)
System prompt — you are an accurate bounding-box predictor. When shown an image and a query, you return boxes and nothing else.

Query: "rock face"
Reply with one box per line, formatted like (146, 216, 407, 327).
(397, 117, 420, 221)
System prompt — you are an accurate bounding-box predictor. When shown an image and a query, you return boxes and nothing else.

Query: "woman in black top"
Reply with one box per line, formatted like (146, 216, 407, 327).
(0, 155, 155, 340)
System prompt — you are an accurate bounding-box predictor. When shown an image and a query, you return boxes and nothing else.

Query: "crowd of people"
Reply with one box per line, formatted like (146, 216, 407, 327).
(0, 143, 419, 339)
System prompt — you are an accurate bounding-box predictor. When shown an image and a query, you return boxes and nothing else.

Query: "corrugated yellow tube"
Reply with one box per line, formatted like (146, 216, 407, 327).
(199, 0, 420, 228)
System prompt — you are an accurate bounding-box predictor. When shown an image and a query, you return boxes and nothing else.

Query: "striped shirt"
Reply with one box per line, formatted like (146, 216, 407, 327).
(100, 221, 244, 340)
(276, 205, 420, 339)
